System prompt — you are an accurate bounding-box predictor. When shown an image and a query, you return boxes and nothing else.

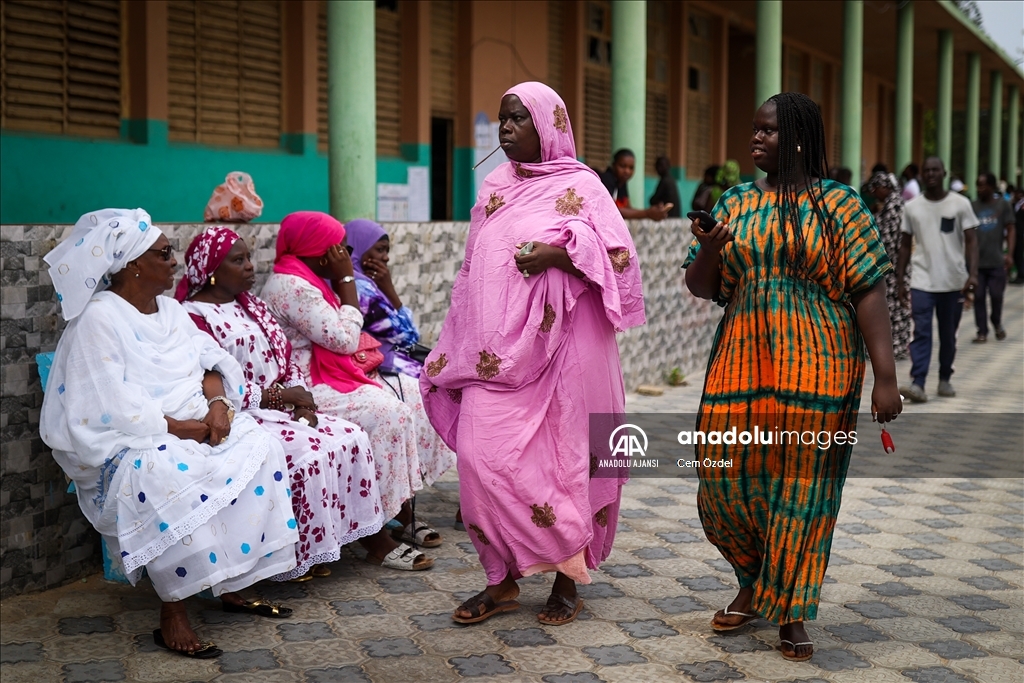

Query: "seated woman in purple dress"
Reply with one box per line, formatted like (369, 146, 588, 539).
(345, 219, 424, 378)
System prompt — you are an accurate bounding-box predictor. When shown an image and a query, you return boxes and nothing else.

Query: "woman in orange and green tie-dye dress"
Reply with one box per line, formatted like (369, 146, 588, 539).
(684, 93, 903, 662)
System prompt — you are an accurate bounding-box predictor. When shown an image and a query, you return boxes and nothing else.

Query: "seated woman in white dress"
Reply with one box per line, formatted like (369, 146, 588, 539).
(40, 209, 298, 658)
(179, 226, 430, 572)
(262, 211, 457, 555)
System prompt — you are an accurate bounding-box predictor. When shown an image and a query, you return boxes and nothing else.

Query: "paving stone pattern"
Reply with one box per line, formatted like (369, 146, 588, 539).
(0, 236, 1021, 682)
(0, 219, 720, 599)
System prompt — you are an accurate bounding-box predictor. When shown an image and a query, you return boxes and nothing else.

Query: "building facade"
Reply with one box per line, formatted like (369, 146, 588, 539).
(1, 0, 1022, 225)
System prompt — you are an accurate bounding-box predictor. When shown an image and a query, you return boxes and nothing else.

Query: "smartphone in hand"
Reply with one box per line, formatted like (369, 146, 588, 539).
(686, 210, 717, 231)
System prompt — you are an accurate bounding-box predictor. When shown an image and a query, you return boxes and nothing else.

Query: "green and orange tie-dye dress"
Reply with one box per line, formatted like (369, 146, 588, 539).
(683, 179, 892, 624)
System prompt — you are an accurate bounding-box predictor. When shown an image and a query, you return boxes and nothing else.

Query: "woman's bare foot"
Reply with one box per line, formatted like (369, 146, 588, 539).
(538, 572, 583, 625)
(159, 601, 202, 653)
(358, 528, 400, 558)
(779, 621, 813, 660)
(453, 572, 520, 622)
(219, 592, 247, 609)
(711, 586, 757, 629)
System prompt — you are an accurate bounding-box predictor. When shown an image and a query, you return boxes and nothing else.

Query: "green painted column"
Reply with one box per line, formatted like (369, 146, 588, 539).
(611, 0, 646, 207)
(988, 70, 1003, 179)
(965, 52, 981, 198)
(327, 0, 375, 221)
(755, 0, 782, 179)
(841, 1, 863, 187)
(1008, 85, 1020, 187)
(894, 0, 914, 173)
(936, 30, 954, 182)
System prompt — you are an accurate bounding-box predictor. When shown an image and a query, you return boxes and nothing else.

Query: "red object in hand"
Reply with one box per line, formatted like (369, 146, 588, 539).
(880, 428, 895, 454)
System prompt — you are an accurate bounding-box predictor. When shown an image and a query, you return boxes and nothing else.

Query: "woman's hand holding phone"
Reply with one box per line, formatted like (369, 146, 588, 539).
(687, 210, 734, 253)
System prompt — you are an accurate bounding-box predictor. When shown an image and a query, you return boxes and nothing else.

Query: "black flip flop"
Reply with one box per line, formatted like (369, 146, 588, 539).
(223, 599, 293, 618)
(152, 629, 222, 659)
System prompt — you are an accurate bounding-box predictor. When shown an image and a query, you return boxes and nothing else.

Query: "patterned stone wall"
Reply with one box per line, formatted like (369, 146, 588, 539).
(0, 218, 720, 598)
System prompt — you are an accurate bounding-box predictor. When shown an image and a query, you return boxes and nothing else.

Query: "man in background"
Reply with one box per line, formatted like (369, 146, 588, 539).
(896, 156, 978, 403)
(970, 173, 1015, 341)
(649, 156, 682, 218)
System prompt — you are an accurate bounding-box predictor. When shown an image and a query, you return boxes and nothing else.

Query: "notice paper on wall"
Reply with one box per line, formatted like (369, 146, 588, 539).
(376, 166, 429, 222)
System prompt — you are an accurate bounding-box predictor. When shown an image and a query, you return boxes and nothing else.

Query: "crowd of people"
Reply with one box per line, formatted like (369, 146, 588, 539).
(37, 81, 1018, 664)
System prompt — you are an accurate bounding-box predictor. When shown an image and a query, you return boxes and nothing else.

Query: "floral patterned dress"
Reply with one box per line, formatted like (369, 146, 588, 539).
(262, 274, 456, 519)
(183, 299, 386, 579)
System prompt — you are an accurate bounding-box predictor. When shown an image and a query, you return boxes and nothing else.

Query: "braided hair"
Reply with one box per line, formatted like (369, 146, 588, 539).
(767, 92, 835, 274)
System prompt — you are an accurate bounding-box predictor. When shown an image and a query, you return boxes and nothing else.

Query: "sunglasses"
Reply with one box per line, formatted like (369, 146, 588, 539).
(146, 245, 174, 261)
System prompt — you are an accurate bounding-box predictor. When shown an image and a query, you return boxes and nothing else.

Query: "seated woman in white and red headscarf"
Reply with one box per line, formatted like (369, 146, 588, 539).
(179, 226, 430, 573)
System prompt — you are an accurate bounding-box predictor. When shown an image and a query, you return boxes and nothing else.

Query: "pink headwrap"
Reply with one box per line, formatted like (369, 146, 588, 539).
(176, 227, 294, 385)
(273, 211, 380, 393)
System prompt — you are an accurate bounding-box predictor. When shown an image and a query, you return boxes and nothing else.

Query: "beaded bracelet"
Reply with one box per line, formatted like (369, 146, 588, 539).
(267, 383, 285, 412)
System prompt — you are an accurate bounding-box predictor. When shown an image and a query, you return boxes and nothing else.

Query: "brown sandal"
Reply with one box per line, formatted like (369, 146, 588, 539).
(452, 590, 520, 624)
(537, 593, 584, 626)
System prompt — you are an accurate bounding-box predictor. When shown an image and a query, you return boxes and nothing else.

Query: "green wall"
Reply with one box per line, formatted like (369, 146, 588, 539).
(0, 129, 425, 224)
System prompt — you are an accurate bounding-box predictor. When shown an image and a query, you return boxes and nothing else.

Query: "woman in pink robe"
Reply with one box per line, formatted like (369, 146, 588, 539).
(420, 81, 646, 625)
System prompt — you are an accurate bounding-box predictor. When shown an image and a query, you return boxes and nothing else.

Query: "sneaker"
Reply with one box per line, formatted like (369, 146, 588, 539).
(995, 326, 1007, 341)
(901, 384, 928, 403)
(937, 381, 956, 397)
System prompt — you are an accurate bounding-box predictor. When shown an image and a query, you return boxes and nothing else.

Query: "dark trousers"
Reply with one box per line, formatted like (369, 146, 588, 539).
(910, 289, 962, 388)
(974, 267, 1007, 335)
(1014, 220, 1024, 279)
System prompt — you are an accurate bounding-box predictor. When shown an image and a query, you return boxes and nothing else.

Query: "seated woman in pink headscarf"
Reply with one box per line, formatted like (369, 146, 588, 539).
(178, 226, 436, 574)
(421, 82, 646, 625)
(261, 212, 456, 561)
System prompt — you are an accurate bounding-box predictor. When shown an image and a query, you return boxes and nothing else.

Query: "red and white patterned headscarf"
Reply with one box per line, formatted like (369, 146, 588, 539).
(175, 226, 293, 383)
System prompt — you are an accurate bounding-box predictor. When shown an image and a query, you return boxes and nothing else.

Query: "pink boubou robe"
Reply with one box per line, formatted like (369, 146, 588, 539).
(420, 81, 646, 584)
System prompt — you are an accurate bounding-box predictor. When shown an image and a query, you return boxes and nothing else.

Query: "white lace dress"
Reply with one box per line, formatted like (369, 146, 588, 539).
(262, 274, 456, 519)
(182, 299, 388, 578)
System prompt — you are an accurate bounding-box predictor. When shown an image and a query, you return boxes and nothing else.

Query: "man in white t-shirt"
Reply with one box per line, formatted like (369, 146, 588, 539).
(896, 156, 979, 403)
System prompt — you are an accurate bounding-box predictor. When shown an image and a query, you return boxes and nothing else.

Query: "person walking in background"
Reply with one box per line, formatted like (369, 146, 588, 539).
(599, 149, 672, 221)
(866, 170, 912, 360)
(423, 82, 645, 627)
(896, 156, 979, 403)
(970, 173, 1015, 342)
(649, 156, 682, 218)
(691, 165, 720, 213)
(829, 167, 853, 187)
(901, 163, 921, 201)
(684, 92, 901, 662)
(861, 163, 889, 214)
(707, 160, 740, 209)
(1010, 186, 1024, 285)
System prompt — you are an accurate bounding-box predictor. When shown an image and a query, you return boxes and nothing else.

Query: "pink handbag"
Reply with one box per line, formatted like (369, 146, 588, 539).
(204, 172, 264, 222)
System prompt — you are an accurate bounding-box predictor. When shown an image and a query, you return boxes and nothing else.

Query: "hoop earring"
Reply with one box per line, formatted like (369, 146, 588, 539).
(319, 257, 328, 266)
(210, 275, 216, 286)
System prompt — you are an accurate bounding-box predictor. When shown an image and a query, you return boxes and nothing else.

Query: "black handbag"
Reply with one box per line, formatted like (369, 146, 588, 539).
(407, 343, 432, 365)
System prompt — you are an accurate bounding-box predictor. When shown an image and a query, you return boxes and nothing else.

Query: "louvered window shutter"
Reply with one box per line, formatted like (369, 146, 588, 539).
(376, 5, 400, 157)
(167, 0, 281, 147)
(430, 0, 455, 116)
(583, 0, 611, 167)
(547, 0, 564, 96)
(686, 11, 712, 178)
(1, 0, 121, 137)
(317, 2, 403, 155)
(646, 0, 669, 174)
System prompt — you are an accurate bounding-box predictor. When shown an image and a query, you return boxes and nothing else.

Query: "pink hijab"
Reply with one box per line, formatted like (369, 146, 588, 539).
(274, 211, 381, 393)
(421, 81, 645, 399)
(175, 227, 294, 385)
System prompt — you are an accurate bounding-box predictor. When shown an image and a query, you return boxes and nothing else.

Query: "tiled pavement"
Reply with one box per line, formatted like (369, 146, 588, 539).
(2, 293, 1021, 683)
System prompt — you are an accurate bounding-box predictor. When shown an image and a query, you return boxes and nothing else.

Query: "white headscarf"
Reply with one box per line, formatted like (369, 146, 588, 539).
(44, 208, 161, 321)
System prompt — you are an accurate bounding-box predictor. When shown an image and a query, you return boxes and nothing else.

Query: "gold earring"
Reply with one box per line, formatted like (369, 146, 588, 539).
(319, 257, 328, 266)
(210, 275, 216, 286)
